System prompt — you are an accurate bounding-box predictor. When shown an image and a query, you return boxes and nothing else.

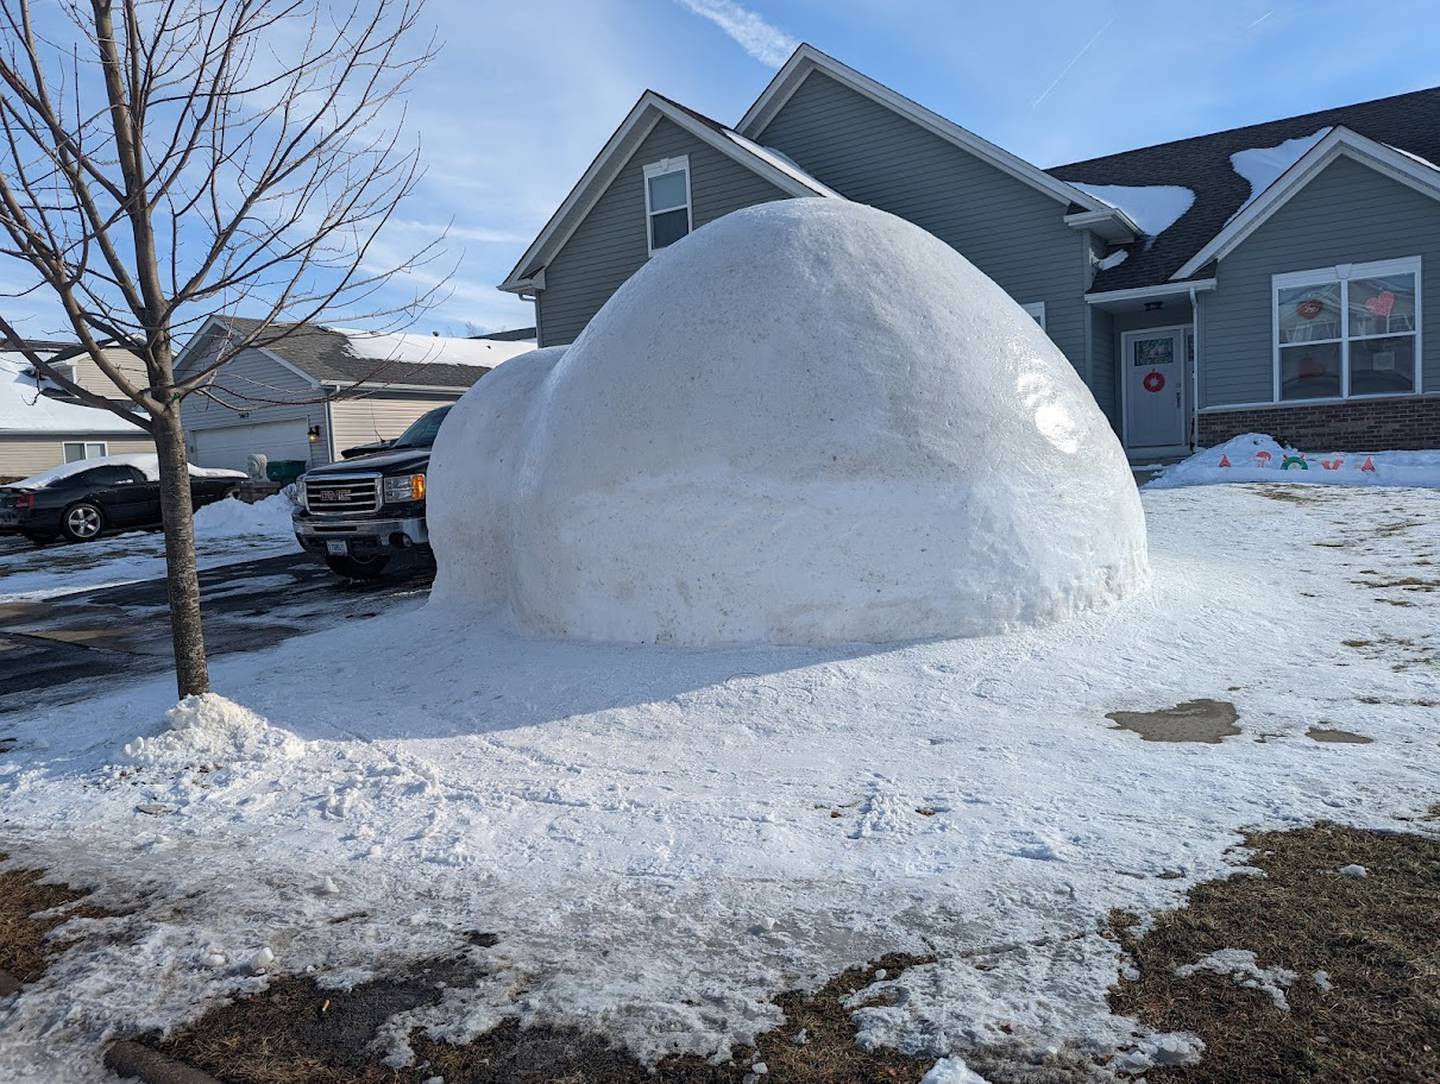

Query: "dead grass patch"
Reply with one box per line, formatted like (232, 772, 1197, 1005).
(1109, 821, 1440, 1082)
(0, 853, 108, 984)
(146, 952, 941, 1084)
(1255, 487, 1327, 505)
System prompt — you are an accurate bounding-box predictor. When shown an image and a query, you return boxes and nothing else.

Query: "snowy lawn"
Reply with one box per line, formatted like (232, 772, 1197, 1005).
(0, 484, 1437, 1081)
(0, 495, 299, 603)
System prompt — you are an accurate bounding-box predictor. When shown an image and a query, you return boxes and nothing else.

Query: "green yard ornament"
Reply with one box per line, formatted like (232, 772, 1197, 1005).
(1281, 454, 1308, 470)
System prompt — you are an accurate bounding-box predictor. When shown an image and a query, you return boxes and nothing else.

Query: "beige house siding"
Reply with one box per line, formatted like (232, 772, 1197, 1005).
(0, 432, 155, 481)
(329, 395, 460, 456)
(45, 347, 148, 398)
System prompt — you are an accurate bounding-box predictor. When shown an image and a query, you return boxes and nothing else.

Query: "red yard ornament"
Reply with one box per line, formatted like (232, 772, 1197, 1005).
(1254, 450, 1273, 467)
(1361, 455, 1377, 472)
(1321, 458, 1343, 471)
(1218, 454, 1232, 468)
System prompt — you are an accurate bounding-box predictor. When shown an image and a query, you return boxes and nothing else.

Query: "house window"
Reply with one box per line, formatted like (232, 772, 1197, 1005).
(644, 156, 692, 254)
(1021, 301, 1047, 330)
(1274, 257, 1421, 401)
(62, 441, 107, 462)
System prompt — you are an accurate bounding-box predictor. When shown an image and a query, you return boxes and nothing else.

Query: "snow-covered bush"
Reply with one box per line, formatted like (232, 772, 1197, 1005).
(428, 199, 1147, 645)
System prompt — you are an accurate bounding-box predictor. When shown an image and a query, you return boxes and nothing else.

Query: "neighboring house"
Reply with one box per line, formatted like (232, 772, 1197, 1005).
(174, 318, 537, 471)
(0, 341, 153, 482)
(501, 44, 1440, 457)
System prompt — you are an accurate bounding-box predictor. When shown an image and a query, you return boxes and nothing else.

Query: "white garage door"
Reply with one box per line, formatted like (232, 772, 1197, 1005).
(191, 419, 313, 472)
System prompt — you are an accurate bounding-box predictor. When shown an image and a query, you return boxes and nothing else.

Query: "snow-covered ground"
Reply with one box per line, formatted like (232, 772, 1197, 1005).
(1147, 432, 1440, 490)
(0, 495, 299, 603)
(1, 483, 1436, 1080)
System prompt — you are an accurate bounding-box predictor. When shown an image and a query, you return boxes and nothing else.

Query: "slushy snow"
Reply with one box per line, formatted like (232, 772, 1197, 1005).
(428, 199, 1147, 645)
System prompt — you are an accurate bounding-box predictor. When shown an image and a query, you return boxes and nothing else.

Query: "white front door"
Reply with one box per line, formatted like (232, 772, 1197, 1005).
(1122, 327, 1188, 455)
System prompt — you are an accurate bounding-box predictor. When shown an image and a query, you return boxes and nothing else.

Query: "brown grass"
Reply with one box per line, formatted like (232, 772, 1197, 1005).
(149, 952, 940, 1084)
(0, 853, 108, 984)
(1109, 821, 1440, 1082)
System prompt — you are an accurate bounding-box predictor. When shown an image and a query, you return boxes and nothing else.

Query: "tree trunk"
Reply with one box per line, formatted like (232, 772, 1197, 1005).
(153, 403, 210, 697)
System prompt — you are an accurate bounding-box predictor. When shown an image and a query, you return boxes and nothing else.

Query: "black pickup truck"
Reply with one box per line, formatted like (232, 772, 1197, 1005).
(293, 405, 449, 578)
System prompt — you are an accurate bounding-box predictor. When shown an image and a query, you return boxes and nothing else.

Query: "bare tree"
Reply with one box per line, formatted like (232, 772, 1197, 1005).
(0, 0, 441, 696)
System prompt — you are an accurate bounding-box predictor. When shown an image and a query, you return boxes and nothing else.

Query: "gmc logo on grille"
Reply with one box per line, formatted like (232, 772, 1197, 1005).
(313, 489, 348, 502)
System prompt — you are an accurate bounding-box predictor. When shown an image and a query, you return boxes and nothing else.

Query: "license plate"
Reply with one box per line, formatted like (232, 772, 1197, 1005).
(326, 540, 348, 556)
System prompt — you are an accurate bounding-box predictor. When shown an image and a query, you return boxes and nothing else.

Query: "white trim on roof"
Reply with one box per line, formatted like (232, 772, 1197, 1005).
(1084, 279, 1217, 304)
(499, 91, 838, 294)
(1171, 127, 1440, 280)
(737, 44, 1123, 218)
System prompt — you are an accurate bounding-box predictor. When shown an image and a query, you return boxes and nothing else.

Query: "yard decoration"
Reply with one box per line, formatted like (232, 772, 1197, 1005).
(1142, 370, 1166, 393)
(1321, 458, 1343, 471)
(1281, 454, 1308, 470)
(1254, 450, 1273, 467)
(1218, 454, 1232, 468)
(1361, 455, 1377, 472)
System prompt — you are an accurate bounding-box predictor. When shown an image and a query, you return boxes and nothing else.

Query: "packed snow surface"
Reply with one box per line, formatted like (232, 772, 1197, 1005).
(192, 493, 297, 539)
(429, 199, 1147, 645)
(0, 353, 147, 434)
(11, 453, 243, 490)
(330, 328, 536, 369)
(1069, 182, 1195, 238)
(122, 694, 306, 769)
(2, 484, 1438, 1081)
(1146, 432, 1440, 489)
(1228, 128, 1330, 219)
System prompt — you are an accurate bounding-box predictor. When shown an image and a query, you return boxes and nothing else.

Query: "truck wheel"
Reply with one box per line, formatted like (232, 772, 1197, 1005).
(325, 554, 390, 580)
(60, 501, 105, 542)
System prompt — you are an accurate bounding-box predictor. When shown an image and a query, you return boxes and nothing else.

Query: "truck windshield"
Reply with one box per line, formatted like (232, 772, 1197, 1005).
(391, 406, 452, 449)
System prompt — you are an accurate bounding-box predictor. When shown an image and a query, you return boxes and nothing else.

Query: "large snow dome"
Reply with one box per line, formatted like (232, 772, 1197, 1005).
(429, 199, 1147, 645)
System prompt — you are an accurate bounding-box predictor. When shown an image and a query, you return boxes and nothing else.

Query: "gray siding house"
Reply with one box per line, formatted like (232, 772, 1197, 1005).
(175, 318, 536, 471)
(502, 45, 1440, 456)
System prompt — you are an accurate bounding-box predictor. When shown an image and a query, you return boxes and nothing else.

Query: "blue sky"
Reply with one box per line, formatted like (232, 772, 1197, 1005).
(9, 0, 1440, 342)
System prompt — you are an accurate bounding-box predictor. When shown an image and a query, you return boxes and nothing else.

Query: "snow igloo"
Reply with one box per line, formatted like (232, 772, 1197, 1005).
(428, 199, 1147, 645)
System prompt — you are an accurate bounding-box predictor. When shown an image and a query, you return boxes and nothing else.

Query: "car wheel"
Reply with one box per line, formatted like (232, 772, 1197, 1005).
(325, 554, 391, 580)
(60, 502, 105, 543)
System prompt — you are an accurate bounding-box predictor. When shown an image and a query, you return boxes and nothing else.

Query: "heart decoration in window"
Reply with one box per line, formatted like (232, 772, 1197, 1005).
(1295, 299, 1324, 319)
(1365, 290, 1396, 317)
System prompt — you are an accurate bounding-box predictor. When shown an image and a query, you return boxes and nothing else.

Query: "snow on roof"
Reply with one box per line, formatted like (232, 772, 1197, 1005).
(328, 329, 538, 370)
(11, 453, 242, 490)
(0, 352, 146, 435)
(1228, 127, 1331, 219)
(722, 131, 841, 198)
(1385, 141, 1440, 173)
(1069, 183, 1196, 239)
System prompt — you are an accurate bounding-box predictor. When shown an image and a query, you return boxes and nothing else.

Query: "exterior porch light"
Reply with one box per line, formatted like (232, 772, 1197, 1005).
(1144, 300, 1164, 312)
(307, 424, 321, 444)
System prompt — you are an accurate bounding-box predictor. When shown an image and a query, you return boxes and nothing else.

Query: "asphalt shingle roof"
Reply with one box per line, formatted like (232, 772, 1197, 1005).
(1047, 85, 1440, 292)
(217, 317, 490, 389)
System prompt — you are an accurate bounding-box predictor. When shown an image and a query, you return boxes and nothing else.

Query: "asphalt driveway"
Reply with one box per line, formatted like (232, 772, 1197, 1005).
(0, 552, 432, 715)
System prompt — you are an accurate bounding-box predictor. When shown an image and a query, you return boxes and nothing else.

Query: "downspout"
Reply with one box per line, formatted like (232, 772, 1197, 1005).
(324, 393, 337, 466)
(1189, 285, 1201, 450)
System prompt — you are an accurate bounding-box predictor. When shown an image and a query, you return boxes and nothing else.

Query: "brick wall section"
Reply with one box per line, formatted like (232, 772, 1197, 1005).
(1198, 395, 1440, 450)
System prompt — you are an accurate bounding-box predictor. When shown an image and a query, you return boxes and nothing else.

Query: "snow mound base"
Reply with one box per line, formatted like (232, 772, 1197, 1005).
(429, 199, 1147, 645)
(123, 694, 305, 768)
(193, 493, 297, 539)
(1147, 433, 1440, 489)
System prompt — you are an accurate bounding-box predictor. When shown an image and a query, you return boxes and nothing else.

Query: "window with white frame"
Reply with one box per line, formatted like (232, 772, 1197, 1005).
(1021, 301, 1047, 330)
(62, 441, 107, 463)
(1274, 256, 1421, 401)
(643, 156, 691, 254)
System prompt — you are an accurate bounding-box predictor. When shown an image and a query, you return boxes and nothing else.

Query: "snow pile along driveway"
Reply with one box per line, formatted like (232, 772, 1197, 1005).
(1147, 432, 1440, 489)
(1, 483, 1436, 1080)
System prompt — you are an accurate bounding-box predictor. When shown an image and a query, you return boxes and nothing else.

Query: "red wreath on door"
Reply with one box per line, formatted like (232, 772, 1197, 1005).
(1142, 370, 1166, 393)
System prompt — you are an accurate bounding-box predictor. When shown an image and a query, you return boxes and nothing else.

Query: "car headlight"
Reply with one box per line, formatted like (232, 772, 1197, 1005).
(383, 473, 425, 503)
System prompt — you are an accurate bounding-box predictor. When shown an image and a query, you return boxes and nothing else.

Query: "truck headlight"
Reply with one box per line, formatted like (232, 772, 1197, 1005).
(383, 473, 425, 503)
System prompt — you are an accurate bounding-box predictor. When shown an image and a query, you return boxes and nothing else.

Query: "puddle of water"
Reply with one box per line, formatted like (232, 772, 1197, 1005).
(1105, 699, 1240, 744)
(1306, 726, 1374, 745)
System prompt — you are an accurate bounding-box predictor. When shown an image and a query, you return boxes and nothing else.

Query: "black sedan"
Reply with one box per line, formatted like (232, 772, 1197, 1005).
(0, 455, 244, 544)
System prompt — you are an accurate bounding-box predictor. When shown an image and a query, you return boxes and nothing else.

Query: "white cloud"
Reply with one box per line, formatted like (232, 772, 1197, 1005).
(674, 0, 797, 68)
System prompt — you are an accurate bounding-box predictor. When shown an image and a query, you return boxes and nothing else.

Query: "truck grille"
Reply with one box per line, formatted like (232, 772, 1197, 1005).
(304, 475, 380, 514)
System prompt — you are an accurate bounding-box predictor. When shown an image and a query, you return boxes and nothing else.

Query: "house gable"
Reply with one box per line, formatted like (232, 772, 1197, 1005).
(535, 115, 797, 347)
(751, 67, 1094, 378)
(1201, 153, 1440, 408)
